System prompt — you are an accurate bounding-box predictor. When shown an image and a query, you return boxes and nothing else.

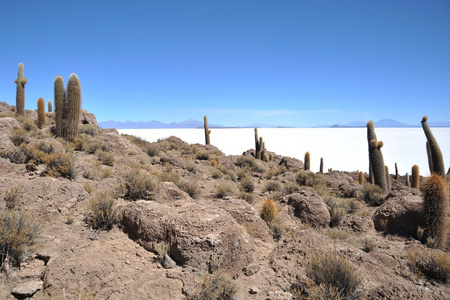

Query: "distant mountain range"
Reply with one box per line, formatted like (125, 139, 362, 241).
(99, 118, 450, 129)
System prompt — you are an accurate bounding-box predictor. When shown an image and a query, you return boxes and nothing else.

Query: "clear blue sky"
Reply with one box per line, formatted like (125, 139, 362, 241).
(1, 0, 449, 127)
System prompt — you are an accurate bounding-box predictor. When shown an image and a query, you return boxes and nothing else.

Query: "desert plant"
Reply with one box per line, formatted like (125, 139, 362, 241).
(422, 174, 448, 249)
(215, 183, 233, 198)
(239, 192, 254, 204)
(234, 155, 266, 173)
(254, 128, 261, 160)
(3, 186, 22, 209)
(283, 182, 300, 195)
(368, 137, 388, 195)
(54, 75, 65, 138)
(408, 249, 449, 283)
(361, 237, 376, 253)
(304, 152, 310, 171)
(395, 162, 398, 179)
(327, 201, 347, 227)
(263, 181, 281, 193)
(358, 171, 365, 185)
(366, 120, 377, 184)
(306, 252, 362, 300)
(178, 179, 200, 199)
(212, 169, 224, 179)
(360, 183, 385, 206)
(189, 271, 236, 300)
(406, 172, 410, 187)
(0, 209, 40, 268)
(43, 153, 75, 179)
(95, 149, 114, 166)
(421, 116, 445, 177)
(319, 157, 324, 174)
(37, 98, 46, 129)
(86, 191, 117, 230)
(79, 124, 99, 136)
(124, 169, 159, 200)
(411, 165, 420, 189)
(48, 100, 53, 112)
(260, 198, 277, 224)
(14, 63, 27, 116)
(154, 241, 170, 258)
(64, 74, 82, 141)
(10, 127, 29, 147)
(385, 165, 391, 192)
(239, 176, 254, 193)
(204, 115, 210, 145)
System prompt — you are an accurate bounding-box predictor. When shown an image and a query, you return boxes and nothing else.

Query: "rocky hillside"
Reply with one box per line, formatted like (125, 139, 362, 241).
(0, 102, 448, 299)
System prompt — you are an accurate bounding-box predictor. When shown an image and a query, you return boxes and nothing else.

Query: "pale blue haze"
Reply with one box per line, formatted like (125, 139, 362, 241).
(1, 1, 449, 127)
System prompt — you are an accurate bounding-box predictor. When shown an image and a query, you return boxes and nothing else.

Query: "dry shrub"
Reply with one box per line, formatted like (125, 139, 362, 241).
(145, 143, 160, 157)
(235, 156, 266, 173)
(178, 180, 200, 199)
(186, 162, 197, 174)
(325, 228, 349, 241)
(260, 198, 277, 224)
(83, 182, 95, 194)
(95, 149, 114, 166)
(239, 176, 254, 193)
(408, 249, 449, 283)
(361, 237, 376, 253)
(43, 153, 75, 179)
(215, 183, 233, 198)
(3, 186, 22, 209)
(326, 198, 349, 227)
(196, 152, 210, 160)
(121, 133, 150, 150)
(79, 124, 99, 136)
(0, 210, 40, 268)
(212, 169, 224, 179)
(283, 182, 301, 195)
(86, 191, 117, 231)
(154, 241, 170, 258)
(360, 183, 385, 206)
(239, 192, 254, 204)
(189, 271, 236, 300)
(10, 127, 29, 147)
(124, 169, 159, 200)
(263, 181, 281, 193)
(306, 252, 362, 300)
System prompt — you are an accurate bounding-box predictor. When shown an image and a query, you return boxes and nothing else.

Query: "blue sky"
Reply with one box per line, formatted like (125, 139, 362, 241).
(1, 0, 449, 127)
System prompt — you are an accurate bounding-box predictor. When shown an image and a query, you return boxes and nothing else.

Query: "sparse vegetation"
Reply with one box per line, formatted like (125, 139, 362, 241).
(408, 249, 449, 283)
(260, 198, 277, 224)
(3, 186, 22, 209)
(124, 169, 159, 200)
(189, 271, 236, 300)
(215, 183, 233, 198)
(360, 183, 385, 206)
(86, 191, 118, 231)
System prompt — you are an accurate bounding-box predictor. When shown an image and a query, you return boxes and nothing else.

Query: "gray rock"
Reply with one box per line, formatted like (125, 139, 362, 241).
(286, 191, 331, 227)
(11, 280, 43, 297)
(162, 254, 177, 269)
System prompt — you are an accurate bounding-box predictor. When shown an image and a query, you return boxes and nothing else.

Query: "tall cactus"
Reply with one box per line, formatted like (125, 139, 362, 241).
(369, 139, 388, 195)
(367, 121, 377, 184)
(255, 128, 261, 159)
(385, 166, 391, 193)
(54, 76, 65, 138)
(204, 115, 210, 145)
(411, 165, 420, 189)
(422, 174, 448, 249)
(304, 152, 310, 171)
(64, 74, 81, 141)
(48, 100, 53, 113)
(37, 98, 46, 129)
(319, 157, 324, 174)
(14, 63, 27, 116)
(421, 116, 445, 177)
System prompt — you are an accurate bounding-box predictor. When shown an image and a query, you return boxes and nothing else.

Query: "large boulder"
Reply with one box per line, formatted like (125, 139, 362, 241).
(80, 109, 98, 128)
(285, 190, 331, 227)
(373, 195, 424, 237)
(118, 201, 255, 276)
(0, 117, 21, 134)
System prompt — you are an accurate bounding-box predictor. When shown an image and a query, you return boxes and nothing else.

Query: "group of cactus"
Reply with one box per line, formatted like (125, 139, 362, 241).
(254, 128, 271, 162)
(13, 63, 82, 141)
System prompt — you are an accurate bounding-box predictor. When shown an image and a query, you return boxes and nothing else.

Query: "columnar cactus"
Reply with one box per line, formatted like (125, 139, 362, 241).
(405, 173, 410, 187)
(319, 157, 324, 174)
(358, 171, 365, 185)
(385, 166, 391, 193)
(48, 100, 53, 113)
(54, 75, 65, 138)
(64, 74, 82, 141)
(394, 163, 398, 180)
(204, 115, 210, 145)
(421, 116, 445, 177)
(14, 63, 27, 116)
(37, 98, 46, 129)
(411, 165, 420, 189)
(369, 139, 388, 195)
(367, 121, 377, 184)
(260, 137, 265, 161)
(255, 128, 261, 159)
(422, 174, 448, 249)
(304, 152, 310, 171)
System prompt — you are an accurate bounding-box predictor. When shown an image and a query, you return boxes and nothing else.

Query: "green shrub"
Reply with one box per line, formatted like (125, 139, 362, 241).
(124, 169, 159, 200)
(306, 252, 362, 300)
(3, 186, 22, 209)
(0, 209, 40, 268)
(86, 191, 117, 231)
(408, 249, 449, 283)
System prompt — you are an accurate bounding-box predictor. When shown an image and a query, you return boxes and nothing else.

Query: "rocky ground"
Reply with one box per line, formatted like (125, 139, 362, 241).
(0, 101, 449, 299)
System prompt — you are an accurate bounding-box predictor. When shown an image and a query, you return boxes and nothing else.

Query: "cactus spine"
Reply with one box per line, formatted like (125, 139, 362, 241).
(14, 63, 27, 115)
(319, 157, 324, 174)
(304, 152, 310, 171)
(411, 165, 420, 189)
(367, 121, 377, 184)
(204, 115, 210, 145)
(422, 174, 448, 249)
(54, 75, 65, 138)
(48, 100, 53, 113)
(369, 138, 388, 195)
(37, 98, 46, 129)
(421, 116, 445, 177)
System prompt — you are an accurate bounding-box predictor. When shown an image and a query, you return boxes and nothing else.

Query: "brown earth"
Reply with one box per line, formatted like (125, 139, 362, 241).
(0, 102, 449, 299)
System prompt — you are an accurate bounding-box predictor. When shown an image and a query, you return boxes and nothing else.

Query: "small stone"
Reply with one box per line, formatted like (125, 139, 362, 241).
(162, 254, 176, 269)
(249, 287, 259, 294)
(12, 280, 43, 297)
